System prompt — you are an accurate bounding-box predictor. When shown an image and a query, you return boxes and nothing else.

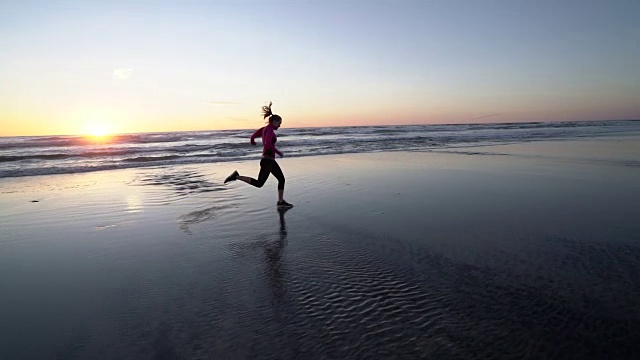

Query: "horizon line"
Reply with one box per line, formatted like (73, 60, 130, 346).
(1, 118, 638, 138)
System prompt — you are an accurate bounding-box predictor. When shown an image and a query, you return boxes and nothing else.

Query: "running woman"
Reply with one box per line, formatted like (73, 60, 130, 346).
(224, 102, 293, 208)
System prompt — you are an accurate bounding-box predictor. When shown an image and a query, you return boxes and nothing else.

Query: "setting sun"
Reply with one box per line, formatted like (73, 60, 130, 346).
(89, 125, 109, 137)
(82, 121, 114, 142)
(83, 120, 111, 136)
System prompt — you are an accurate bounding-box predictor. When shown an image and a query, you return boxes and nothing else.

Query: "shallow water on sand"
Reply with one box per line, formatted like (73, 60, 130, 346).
(1, 139, 639, 359)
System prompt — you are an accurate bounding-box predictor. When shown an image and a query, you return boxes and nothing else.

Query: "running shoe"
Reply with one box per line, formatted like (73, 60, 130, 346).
(277, 200, 294, 208)
(224, 170, 239, 184)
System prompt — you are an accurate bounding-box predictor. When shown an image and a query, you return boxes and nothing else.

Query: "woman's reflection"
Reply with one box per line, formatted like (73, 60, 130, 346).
(264, 207, 291, 305)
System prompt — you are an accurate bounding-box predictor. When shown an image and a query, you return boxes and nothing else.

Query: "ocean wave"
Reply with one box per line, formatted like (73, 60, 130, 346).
(123, 155, 183, 163)
(1, 120, 638, 178)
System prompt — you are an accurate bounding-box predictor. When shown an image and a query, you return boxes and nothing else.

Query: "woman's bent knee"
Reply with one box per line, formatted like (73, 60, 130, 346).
(250, 179, 266, 188)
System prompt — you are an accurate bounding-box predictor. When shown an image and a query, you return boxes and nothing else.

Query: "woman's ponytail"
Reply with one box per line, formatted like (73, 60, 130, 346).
(262, 101, 273, 119)
(261, 101, 281, 124)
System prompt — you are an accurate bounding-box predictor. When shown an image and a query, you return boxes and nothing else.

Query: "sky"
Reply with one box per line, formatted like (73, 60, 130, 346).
(1, 0, 639, 136)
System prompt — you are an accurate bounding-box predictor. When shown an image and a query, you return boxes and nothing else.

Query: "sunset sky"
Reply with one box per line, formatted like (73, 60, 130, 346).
(1, 0, 639, 136)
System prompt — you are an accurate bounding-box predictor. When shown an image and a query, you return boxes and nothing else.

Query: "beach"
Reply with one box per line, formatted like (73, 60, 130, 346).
(1, 135, 639, 359)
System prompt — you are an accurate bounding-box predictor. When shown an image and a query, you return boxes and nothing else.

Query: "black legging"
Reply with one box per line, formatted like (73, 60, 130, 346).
(249, 158, 285, 190)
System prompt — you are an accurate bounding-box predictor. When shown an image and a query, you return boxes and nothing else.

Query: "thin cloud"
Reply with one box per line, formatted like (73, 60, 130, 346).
(205, 101, 239, 105)
(113, 68, 133, 80)
(469, 113, 503, 121)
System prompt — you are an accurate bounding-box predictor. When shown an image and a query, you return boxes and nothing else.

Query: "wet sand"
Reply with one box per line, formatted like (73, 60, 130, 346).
(1, 136, 639, 359)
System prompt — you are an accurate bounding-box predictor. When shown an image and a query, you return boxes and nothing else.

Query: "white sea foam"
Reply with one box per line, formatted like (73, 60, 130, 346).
(0, 120, 638, 178)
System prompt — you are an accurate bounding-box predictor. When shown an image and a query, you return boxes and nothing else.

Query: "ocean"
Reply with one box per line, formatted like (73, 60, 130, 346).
(2, 120, 638, 178)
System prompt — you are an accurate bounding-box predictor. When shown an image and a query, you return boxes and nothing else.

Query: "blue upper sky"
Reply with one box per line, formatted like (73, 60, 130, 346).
(1, 0, 638, 135)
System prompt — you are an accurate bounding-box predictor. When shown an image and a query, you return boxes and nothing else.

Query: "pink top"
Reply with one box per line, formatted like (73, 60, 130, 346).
(250, 124, 282, 159)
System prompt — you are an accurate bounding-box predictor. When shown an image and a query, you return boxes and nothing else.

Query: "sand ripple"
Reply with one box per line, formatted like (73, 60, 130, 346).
(216, 230, 640, 359)
(43, 218, 640, 359)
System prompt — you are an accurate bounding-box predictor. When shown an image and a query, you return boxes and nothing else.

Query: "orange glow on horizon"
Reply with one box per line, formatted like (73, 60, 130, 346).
(84, 133, 114, 144)
(80, 120, 116, 143)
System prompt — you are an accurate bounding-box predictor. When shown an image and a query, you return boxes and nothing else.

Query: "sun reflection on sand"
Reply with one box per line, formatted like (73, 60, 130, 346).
(126, 195, 143, 213)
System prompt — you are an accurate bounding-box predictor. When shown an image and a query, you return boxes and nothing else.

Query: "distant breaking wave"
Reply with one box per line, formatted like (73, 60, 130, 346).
(0, 120, 638, 178)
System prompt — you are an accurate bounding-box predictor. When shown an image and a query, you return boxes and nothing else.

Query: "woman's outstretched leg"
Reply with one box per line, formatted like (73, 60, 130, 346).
(237, 169, 269, 188)
(224, 170, 257, 185)
(225, 160, 292, 208)
(237, 174, 252, 184)
(225, 159, 270, 187)
(224, 170, 239, 184)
